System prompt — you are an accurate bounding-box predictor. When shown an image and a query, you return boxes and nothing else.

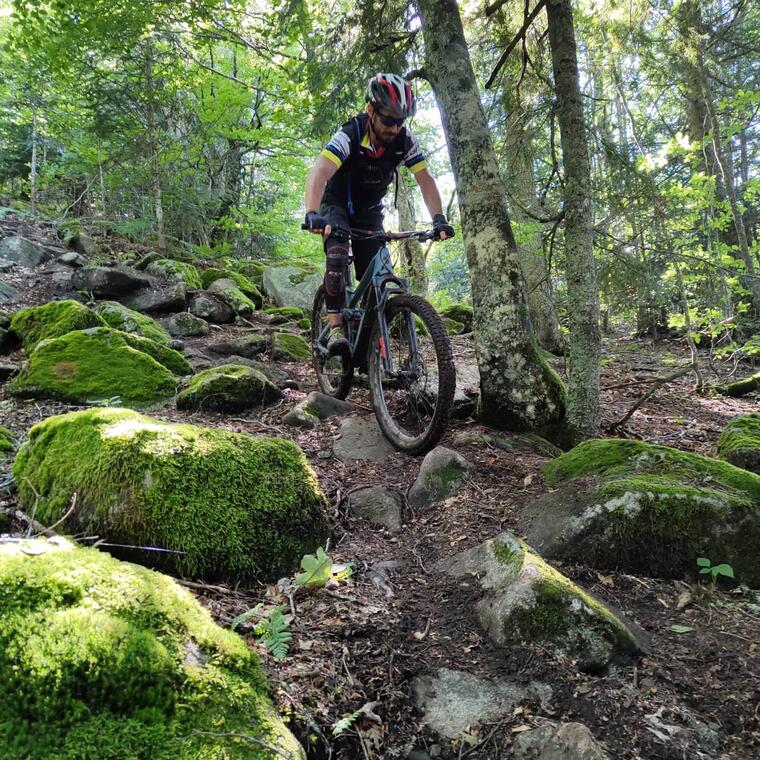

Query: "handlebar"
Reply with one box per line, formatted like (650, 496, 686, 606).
(300, 225, 439, 242)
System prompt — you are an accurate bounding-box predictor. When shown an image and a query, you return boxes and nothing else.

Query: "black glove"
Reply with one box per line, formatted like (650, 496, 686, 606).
(432, 213, 455, 240)
(304, 210, 328, 231)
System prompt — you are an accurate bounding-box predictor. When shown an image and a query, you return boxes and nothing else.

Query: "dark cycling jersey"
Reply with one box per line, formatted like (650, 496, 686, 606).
(320, 113, 427, 216)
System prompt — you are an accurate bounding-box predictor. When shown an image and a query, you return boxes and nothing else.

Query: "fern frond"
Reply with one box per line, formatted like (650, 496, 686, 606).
(332, 707, 363, 736)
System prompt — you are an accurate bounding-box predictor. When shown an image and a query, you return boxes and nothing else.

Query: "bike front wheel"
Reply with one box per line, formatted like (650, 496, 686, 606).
(368, 294, 455, 454)
(311, 285, 353, 399)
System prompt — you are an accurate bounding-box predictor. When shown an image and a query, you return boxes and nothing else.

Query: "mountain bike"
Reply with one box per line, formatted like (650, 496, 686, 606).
(305, 228, 456, 455)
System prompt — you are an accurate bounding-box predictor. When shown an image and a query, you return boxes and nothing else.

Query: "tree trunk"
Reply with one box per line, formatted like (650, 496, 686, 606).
(143, 41, 166, 251)
(396, 174, 428, 294)
(546, 0, 600, 442)
(29, 108, 38, 216)
(416, 0, 565, 433)
(502, 87, 564, 352)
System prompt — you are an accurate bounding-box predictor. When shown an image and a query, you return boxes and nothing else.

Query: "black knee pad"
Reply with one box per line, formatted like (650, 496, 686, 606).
(324, 241, 349, 299)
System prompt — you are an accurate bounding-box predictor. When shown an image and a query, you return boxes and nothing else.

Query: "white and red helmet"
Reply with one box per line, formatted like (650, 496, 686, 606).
(367, 73, 416, 119)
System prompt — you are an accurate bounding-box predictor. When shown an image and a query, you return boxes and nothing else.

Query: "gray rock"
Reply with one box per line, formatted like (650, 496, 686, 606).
(188, 291, 234, 323)
(301, 391, 355, 420)
(67, 232, 96, 256)
(453, 431, 562, 458)
(412, 668, 551, 739)
(333, 416, 395, 463)
(0, 236, 50, 267)
(58, 251, 88, 267)
(207, 279, 256, 316)
(262, 265, 323, 310)
(72, 265, 154, 297)
(0, 326, 19, 354)
(125, 283, 188, 313)
(508, 722, 609, 760)
(438, 532, 646, 673)
(281, 405, 319, 429)
(0, 280, 22, 304)
(167, 339, 184, 352)
(213, 356, 290, 388)
(133, 251, 163, 270)
(407, 446, 474, 508)
(0, 361, 20, 381)
(0, 258, 15, 272)
(349, 486, 403, 531)
(208, 332, 269, 359)
(176, 364, 282, 413)
(158, 312, 209, 337)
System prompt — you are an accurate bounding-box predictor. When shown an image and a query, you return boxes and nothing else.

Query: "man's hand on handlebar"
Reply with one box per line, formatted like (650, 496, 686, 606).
(304, 211, 332, 238)
(432, 213, 455, 241)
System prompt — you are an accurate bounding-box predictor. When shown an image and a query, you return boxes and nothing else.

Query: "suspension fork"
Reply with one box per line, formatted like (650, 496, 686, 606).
(373, 281, 419, 374)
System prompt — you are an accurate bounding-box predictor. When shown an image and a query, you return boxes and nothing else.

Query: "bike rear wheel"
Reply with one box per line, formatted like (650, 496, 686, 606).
(368, 294, 455, 454)
(311, 285, 353, 399)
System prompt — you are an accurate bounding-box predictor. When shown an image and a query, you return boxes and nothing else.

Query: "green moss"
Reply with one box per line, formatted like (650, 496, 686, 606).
(717, 413, 760, 474)
(263, 306, 306, 319)
(146, 259, 202, 289)
(0, 426, 14, 453)
(8, 328, 180, 407)
(720, 371, 760, 397)
(439, 303, 473, 331)
(177, 364, 281, 413)
(96, 301, 172, 345)
(443, 318, 464, 335)
(232, 260, 266, 288)
(201, 269, 262, 306)
(12, 408, 329, 583)
(271, 332, 310, 361)
(210, 283, 257, 315)
(297, 318, 311, 330)
(10, 300, 105, 351)
(544, 438, 760, 502)
(0, 537, 304, 759)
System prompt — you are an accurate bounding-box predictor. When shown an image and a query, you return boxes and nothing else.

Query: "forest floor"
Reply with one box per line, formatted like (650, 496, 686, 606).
(0, 221, 758, 759)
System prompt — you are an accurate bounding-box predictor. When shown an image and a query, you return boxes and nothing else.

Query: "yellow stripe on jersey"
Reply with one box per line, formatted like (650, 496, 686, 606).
(321, 149, 343, 168)
(408, 159, 427, 174)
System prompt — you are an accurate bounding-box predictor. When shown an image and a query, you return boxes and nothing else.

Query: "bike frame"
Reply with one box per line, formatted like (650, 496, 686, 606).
(314, 243, 420, 374)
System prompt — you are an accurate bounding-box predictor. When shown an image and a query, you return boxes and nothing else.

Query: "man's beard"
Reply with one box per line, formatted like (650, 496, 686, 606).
(370, 116, 395, 146)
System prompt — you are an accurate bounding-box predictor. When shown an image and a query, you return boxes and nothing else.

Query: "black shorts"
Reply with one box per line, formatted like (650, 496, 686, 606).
(319, 203, 384, 281)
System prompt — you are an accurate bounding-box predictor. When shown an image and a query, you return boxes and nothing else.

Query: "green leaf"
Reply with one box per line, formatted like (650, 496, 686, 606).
(230, 603, 263, 631)
(713, 564, 734, 579)
(257, 605, 292, 659)
(670, 625, 693, 633)
(699, 567, 712, 574)
(696, 557, 711, 567)
(294, 546, 333, 588)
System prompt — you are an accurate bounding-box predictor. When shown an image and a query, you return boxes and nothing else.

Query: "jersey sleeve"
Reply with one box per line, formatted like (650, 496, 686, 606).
(402, 131, 427, 174)
(321, 126, 353, 168)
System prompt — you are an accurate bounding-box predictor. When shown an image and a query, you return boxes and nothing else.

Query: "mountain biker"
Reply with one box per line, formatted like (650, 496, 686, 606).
(304, 73, 455, 352)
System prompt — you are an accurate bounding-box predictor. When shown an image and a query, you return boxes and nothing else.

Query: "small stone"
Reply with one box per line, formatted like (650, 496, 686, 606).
(407, 446, 474, 508)
(349, 486, 403, 532)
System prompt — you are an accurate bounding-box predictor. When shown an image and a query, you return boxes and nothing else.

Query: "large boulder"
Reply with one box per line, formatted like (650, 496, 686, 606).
(271, 332, 310, 362)
(717, 413, 760, 475)
(262, 265, 323, 311)
(72, 265, 154, 297)
(0, 280, 22, 304)
(201, 268, 262, 307)
(146, 259, 202, 289)
(13, 408, 329, 582)
(123, 283, 188, 313)
(520, 439, 760, 585)
(8, 328, 185, 406)
(207, 279, 256, 316)
(439, 303, 473, 332)
(188, 291, 235, 323)
(158, 312, 210, 337)
(439, 532, 645, 673)
(0, 235, 50, 267)
(176, 364, 282, 412)
(96, 301, 172, 345)
(10, 300, 105, 351)
(66, 230, 96, 256)
(0, 537, 305, 759)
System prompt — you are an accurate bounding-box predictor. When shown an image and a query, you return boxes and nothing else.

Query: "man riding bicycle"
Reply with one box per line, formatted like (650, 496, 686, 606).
(304, 72, 455, 353)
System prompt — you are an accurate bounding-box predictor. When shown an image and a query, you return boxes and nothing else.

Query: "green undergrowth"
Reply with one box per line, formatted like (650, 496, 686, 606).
(0, 426, 14, 453)
(0, 538, 303, 759)
(10, 300, 105, 351)
(12, 408, 329, 582)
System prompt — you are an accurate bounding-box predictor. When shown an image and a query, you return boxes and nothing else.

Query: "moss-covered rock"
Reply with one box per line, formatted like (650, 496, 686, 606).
(233, 260, 266, 288)
(271, 332, 310, 361)
(264, 306, 306, 320)
(718, 413, 760, 475)
(0, 426, 14, 453)
(443, 317, 464, 335)
(519, 439, 760, 584)
(439, 532, 644, 673)
(297, 318, 311, 331)
(177, 364, 282, 413)
(439, 303, 473, 332)
(146, 259, 202, 289)
(8, 328, 181, 407)
(719, 371, 760, 397)
(201, 268, 263, 307)
(207, 279, 257, 316)
(96, 301, 172, 345)
(13, 408, 329, 582)
(10, 300, 105, 351)
(0, 537, 305, 759)
(407, 446, 474, 508)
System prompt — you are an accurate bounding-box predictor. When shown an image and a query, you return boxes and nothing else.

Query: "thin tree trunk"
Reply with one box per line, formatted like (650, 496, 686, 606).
(30, 108, 38, 216)
(546, 0, 599, 443)
(396, 174, 428, 295)
(144, 41, 166, 251)
(416, 0, 565, 434)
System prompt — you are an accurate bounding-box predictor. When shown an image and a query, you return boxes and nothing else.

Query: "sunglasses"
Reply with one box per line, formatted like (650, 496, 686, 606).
(375, 112, 406, 127)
